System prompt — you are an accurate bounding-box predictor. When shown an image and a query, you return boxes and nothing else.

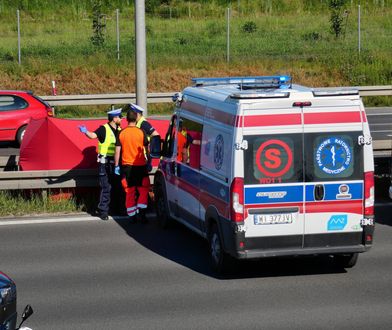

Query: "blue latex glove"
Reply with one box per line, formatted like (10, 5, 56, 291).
(78, 125, 88, 134)
(114, 166, 120, 176)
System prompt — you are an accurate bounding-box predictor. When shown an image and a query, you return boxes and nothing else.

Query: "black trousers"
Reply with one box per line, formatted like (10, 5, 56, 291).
(98, 163, 112, 216)
(98, 162, 126, 216)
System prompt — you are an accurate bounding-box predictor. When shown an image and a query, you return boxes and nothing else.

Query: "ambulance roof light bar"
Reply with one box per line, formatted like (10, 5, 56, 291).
(192, 75, 292, 89)
(230, 92, 290, 99)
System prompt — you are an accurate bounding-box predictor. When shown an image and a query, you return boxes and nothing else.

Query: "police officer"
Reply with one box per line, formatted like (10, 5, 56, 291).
(123, 103, 162, 169)
(123, 103, 159, 139)
(78, 108, 122, 220)
(114, 109, 150, 223)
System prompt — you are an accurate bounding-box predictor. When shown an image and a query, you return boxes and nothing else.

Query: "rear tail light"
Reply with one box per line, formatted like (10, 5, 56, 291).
(292, 101, 312, 107)
(364, 171, 374, 217)
(47, 106, 54, 117)
(230, 177, 244, 222)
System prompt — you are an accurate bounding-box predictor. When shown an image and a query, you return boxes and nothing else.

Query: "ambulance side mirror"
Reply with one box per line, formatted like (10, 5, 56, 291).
(150, 135, 162, 159)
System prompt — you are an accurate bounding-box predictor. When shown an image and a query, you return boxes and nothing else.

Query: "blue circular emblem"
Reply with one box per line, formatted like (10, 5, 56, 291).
(316, 137, 352, 175)
(214, 134, 224, 170)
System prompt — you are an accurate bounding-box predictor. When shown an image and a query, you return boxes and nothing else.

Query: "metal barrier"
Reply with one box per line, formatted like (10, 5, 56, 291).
(41, 92, 173, 106)
(0, 168, 156, 190)
(40, 86, 392, 106)
(0, 169, 98, 190)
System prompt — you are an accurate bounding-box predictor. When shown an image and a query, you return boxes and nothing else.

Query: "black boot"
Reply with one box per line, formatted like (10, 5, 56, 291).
(128, 215, 137, 224)
(139, 209, 148, 224)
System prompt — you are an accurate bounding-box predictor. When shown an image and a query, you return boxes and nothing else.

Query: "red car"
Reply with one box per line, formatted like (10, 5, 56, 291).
(0, 90, 53, 145)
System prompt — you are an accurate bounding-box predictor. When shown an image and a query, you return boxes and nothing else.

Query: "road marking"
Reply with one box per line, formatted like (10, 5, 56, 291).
(0, 216, 125, 226)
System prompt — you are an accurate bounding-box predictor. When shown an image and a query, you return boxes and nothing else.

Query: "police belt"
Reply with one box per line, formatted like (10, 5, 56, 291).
(97, 154, 115, 164)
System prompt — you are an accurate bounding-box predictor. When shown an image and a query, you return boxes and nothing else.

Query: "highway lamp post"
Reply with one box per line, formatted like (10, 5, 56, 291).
(135, 0, 148, 116)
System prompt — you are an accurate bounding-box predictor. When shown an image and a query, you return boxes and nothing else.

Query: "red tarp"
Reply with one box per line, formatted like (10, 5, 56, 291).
(19, 117, 170, 171)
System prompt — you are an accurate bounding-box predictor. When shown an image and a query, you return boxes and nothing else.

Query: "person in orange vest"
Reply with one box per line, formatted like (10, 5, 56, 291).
(177, 119, 200, 163)
(79, 108, 123, 220)
(114, 109, 150, 223)
(122, 103, 161, 170)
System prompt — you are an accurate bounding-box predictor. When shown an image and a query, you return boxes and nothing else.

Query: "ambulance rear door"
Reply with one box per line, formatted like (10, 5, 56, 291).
(242, 101, 305, 251)
(302, 95, 365, 249)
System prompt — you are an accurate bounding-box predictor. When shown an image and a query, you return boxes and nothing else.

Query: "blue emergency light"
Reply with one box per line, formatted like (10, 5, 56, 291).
(192, 75, 292, 89)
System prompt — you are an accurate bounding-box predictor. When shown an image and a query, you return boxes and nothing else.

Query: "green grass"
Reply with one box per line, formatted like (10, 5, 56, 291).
(55, 103, 174, 118)
(0, 1, 391, 107)
(0, 190, 95, 217)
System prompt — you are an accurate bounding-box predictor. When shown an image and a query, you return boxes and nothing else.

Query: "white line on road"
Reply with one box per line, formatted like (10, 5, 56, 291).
(0, 216, 112, 226)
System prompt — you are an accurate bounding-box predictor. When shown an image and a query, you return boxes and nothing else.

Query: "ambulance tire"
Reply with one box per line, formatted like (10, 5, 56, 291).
(334, 253, 359, 268)
(209, 223, 231, 274)
(154, 179, 172, 229)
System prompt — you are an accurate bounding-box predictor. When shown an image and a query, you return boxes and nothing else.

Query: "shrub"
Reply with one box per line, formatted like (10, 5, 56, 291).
(242, 21, 257, 34)
(329, 0, 348, 38)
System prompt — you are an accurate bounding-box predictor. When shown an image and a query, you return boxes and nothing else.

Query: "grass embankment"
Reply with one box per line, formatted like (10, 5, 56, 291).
(0, 1, 391, 117)
(0, 190, 97, 217)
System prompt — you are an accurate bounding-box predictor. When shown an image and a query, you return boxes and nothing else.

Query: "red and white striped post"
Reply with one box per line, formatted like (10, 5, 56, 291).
(51, 80, 57, 96)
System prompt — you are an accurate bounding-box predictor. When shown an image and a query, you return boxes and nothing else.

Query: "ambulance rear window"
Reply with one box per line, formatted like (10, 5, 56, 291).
(244, 134, 303, 185)
(305, 132, 363, 181)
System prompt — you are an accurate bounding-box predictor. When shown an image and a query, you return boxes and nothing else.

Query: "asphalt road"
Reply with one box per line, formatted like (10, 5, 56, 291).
(1, 202, 392, 330)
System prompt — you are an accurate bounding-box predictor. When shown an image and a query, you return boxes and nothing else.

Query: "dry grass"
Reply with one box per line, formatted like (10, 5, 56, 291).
(1, 62, 347, 96)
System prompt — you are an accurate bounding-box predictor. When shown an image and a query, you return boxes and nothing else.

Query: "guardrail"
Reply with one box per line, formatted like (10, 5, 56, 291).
(0, 168, 156, 190)
(0, 169, 98, 190)
(41, 86, 392, 106)
(42, 92, 173, 106)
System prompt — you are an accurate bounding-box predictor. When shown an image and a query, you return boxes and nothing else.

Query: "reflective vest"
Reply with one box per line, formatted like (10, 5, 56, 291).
(177, 129, 189, 162)
(136, 116, 151, 141)
(98, 123, 119, 157)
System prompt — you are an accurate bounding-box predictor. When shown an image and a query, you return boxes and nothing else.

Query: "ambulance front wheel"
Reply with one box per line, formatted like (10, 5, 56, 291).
(209, 223, 231, 273)
(154, 179, 172, 229)
(334, 253, 359, 268)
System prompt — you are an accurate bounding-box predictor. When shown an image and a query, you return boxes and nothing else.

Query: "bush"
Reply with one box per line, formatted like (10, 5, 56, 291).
(329, 0, 348, 38)
(241, 21, 257, 34)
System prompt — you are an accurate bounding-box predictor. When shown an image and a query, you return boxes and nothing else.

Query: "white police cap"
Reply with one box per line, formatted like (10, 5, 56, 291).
(129, 103, 144, 114)
(107, 108, 123, 117)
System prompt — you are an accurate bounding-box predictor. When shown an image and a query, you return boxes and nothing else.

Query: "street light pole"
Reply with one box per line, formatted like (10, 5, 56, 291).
(135, 0, 148, 116)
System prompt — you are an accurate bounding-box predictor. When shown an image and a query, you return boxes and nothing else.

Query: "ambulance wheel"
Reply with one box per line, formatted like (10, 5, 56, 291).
(16, 125, 27, 146)
(209, 223, 231, 274)
(334, 253, 359, 268)
(154, 180, 171, 229)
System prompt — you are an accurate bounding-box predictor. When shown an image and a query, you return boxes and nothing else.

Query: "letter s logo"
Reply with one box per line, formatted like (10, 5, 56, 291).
(264, 148, 281, 169)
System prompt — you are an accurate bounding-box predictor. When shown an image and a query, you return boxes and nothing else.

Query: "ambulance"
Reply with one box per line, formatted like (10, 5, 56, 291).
(153, 76, 375, 273)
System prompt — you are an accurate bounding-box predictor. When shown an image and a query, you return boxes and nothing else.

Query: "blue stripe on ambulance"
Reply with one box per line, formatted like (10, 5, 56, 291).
(305, 182, 363, 201)
(244, 182, 363, 205)
(244, 185, 303, 205)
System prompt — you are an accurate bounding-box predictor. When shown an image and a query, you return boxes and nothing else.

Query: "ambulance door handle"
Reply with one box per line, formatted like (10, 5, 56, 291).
(314, 184, 325, 201)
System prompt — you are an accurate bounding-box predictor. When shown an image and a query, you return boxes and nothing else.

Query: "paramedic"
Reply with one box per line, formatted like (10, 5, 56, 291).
(122, 103, 160, 169)
(78, 108, 122, 220)
(177, 119, 201, 163)
(114, 109, 150, 224)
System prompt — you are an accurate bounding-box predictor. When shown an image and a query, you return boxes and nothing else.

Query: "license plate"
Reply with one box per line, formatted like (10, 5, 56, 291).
(254, 212, 296, 225)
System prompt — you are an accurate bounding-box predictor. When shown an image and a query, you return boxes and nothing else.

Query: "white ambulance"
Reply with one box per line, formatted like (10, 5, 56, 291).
(153, 76, 375, 273)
